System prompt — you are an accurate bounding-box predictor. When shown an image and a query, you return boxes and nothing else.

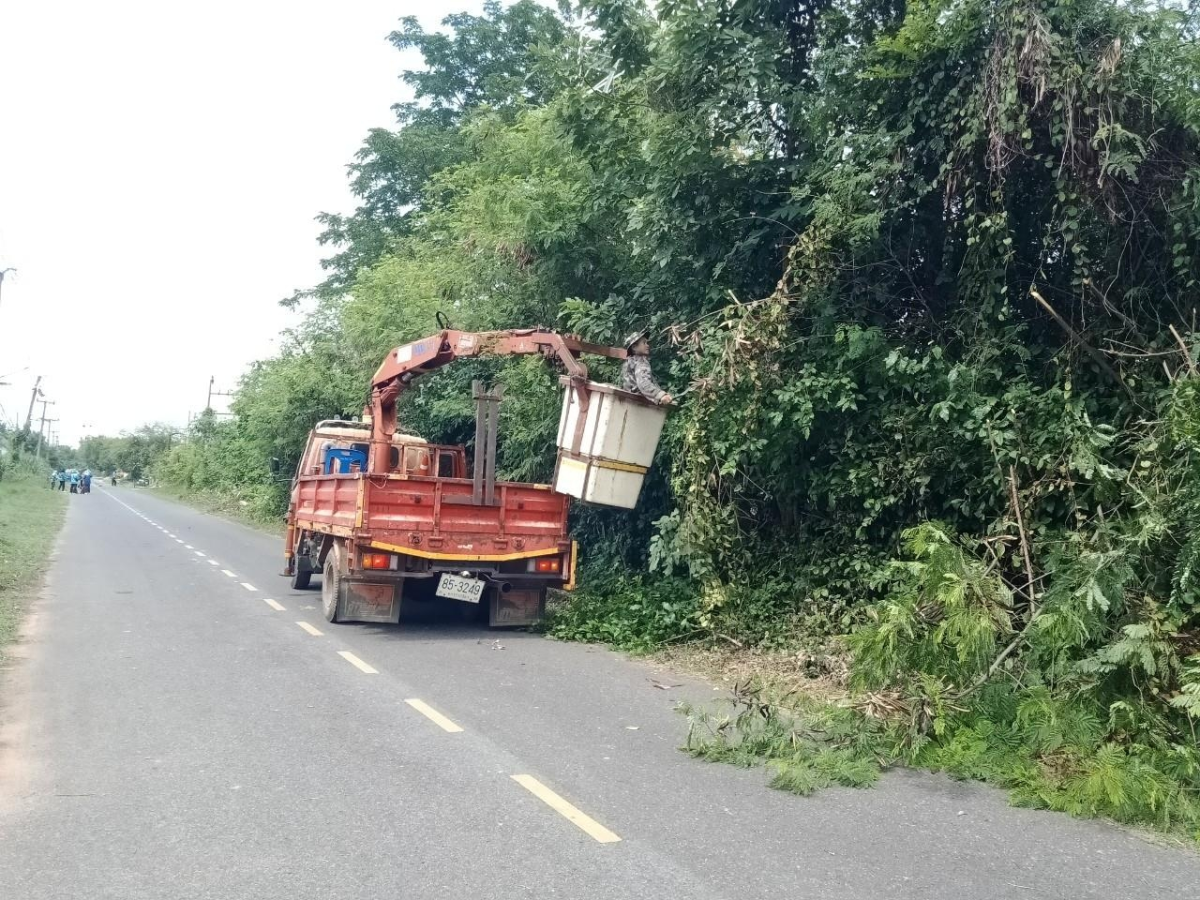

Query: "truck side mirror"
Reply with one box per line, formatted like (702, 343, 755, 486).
(269, 457, 282, 476)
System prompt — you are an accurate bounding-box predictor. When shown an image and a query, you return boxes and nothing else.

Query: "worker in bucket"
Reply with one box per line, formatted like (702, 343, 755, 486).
(620, 331, 673, 405)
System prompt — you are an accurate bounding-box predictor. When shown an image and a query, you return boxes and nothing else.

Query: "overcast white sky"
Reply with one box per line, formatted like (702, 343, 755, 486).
(0, 0, 477, 446)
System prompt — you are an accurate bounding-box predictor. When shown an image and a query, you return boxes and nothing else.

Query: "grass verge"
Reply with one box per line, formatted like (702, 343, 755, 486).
(0, 474, 67, 657)
(142, 484, 285, 536)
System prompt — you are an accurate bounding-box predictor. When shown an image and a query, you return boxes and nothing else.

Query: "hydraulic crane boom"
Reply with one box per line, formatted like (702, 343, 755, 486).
(365, 328, 626, 476)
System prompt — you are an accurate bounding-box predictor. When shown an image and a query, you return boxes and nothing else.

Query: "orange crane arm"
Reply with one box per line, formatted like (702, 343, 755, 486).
(365, 328, 625, 474)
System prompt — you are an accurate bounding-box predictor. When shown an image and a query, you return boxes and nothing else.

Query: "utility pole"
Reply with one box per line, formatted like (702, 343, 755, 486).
(0, 267, 15, 316)
(25, 376, 43, 429)
(43, 420, 60, 457)
(206, 376, 234, 416)
(36, 400, 56, 459)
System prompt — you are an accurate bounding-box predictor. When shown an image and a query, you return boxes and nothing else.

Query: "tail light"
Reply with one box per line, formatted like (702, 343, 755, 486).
(362, 552, 391, 570)
(529, 557, 561, 574)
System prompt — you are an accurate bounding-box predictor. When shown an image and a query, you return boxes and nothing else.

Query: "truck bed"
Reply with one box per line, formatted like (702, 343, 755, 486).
(290, 474, 570, 560)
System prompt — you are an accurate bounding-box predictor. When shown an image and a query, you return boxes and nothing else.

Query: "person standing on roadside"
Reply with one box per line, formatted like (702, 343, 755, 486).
(82, 469, 92, 494)
(69, 470, 80, 494)
(57, 469, 67, 491)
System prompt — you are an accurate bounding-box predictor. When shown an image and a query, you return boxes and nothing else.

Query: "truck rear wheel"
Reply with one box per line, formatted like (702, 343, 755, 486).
(290, 563, 312, 591)
(321, 542, 343, 623)
(290, 534, 314, 590)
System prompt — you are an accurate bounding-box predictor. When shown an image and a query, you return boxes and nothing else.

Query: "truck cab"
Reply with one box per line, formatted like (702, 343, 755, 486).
(295, 421, 465, 480)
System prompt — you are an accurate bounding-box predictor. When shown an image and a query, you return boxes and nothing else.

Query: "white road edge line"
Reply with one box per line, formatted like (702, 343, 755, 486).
(510, 775, 622, 844)
(404, 699, 464, 733)
(337, 651, 378, 674)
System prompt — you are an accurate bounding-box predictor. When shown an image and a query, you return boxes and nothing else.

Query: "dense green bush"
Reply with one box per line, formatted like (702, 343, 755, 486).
(548, 572, 702, 651)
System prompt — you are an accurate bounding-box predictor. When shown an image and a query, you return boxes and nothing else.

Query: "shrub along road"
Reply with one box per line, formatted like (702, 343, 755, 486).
(1, 486, 1197, 899)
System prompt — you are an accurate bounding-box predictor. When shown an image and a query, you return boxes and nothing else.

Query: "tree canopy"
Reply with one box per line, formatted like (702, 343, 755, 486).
(143, 0, 1200, 835)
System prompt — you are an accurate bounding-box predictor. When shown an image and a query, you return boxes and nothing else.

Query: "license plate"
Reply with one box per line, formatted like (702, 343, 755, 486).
(436, 574, 485, 603)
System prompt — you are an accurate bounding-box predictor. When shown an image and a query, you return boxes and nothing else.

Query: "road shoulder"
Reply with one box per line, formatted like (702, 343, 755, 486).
(0, 476, 67, 809)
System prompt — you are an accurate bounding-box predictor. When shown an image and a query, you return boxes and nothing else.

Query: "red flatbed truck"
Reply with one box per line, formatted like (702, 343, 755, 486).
(282, 328, 627, 627)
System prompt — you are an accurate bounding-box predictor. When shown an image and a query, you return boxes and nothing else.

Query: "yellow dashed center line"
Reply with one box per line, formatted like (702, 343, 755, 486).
(510, 775, 622, 844)
(337, 651, 378, 674)
(263, 598, 285, 611)
(296, 621, 323, 636)
(240, 582, 259, 592)
(404, 698, 464, 733)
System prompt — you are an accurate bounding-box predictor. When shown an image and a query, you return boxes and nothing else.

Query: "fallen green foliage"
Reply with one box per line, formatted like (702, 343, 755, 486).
(687, 514, 1200, 839)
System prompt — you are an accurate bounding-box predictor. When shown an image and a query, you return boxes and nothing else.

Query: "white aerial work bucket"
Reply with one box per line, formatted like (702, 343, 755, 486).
(553, 377, 669, 509)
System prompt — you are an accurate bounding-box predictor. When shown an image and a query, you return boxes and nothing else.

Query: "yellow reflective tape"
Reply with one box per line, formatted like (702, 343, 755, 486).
(565, 540, 579, 592)
(557, 456, 648, 475)
(369, 541, 561, 563)
(592, 458, 648, 474)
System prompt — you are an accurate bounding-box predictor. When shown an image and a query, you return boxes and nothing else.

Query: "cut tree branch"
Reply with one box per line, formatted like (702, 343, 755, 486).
(1008, 465, 1038, 616)
(1169, 324, 1196, 376)
(1030, 287, 1139, 404)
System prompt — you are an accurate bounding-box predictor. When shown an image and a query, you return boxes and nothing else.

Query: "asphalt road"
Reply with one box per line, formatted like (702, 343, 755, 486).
(1, 487, 1198, 899)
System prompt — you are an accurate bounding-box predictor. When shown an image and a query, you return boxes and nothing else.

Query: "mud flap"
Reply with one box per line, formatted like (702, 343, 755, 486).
(488, 588, 546, 627)
(339, 581, 401, 624)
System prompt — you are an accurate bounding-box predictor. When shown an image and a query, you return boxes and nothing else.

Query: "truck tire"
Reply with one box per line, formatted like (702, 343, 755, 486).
(290, 567, 312, 591)
(290, 534, 313, 590)
(321, 542, 343, 623)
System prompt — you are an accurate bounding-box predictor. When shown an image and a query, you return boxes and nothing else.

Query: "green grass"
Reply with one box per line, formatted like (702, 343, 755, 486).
(0, 473, 67, 655)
